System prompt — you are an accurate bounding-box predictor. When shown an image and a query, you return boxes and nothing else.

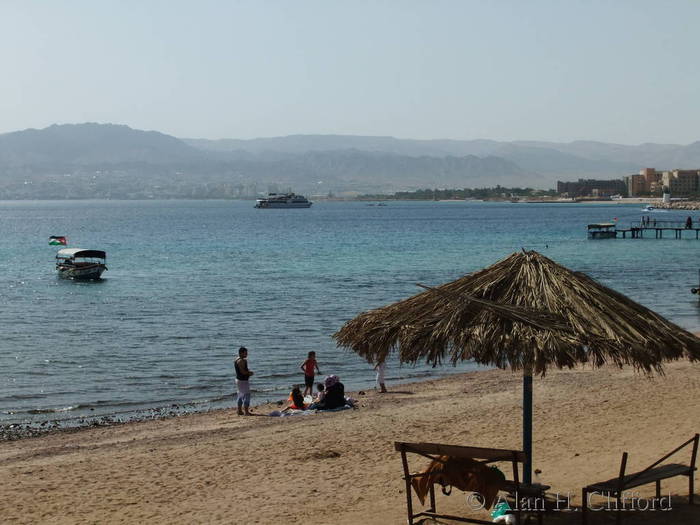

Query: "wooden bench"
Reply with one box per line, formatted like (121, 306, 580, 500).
(581, 433, 698, 524)
(395, 441, 549, 525)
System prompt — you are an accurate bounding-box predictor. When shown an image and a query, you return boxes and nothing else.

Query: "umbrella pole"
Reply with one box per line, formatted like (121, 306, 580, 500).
(523, 367, 533, 484)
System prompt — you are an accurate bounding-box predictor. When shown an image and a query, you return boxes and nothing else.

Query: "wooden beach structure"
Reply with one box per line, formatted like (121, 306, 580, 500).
(582, 433, 699, 524)
(394, 441, 548, 525)
(591, 219, 700, 239)
(334, 251, 700, 500)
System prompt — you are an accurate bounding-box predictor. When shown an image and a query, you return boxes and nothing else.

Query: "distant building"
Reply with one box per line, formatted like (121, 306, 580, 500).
(625, 168, 699, 197)
(556, 178, 627, 198)
(624, 168, 663, 196)
(662, 169, 700, 196)
(624, 174, 647, 196)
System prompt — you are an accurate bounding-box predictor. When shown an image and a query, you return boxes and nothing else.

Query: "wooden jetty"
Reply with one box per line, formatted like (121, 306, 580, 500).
(590, 220, 700, 240)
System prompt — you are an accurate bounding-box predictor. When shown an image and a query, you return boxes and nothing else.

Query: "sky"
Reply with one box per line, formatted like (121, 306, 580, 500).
(1, 0, 699, 144)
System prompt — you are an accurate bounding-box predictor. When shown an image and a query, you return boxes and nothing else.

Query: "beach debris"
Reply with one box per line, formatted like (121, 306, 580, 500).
(0, 402, 202, 441)
(308, 450, 342, 460)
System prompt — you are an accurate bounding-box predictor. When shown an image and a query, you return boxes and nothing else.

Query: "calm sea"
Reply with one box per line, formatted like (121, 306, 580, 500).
(1, 200, 699, 424)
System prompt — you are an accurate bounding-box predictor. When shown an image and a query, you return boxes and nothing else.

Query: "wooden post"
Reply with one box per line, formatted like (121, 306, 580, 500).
(400, 449, 415, 525)
(690, 434, 698, 504)
(616, 452, 628, 525)
(523, 367, 533, 484)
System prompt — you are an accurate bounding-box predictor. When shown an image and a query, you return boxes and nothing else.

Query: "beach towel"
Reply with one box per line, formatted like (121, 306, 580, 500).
(411, 455, 506, 509)
(269, 405, 354, 417)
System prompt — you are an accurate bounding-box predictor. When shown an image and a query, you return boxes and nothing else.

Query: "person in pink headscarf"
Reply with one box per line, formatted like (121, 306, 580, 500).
(316, 375, 345, 410)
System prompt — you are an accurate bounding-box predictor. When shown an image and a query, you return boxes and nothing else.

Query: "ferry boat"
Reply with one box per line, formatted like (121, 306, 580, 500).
(55, 249, 107, 280)
(254, 193, 312, 208)
(587, 223, 617, 239)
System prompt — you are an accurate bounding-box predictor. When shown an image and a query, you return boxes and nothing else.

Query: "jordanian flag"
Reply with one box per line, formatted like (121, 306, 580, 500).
(48, 236, 67, 246)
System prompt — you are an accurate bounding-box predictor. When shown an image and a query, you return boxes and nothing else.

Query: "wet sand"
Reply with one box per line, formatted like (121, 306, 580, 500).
(1, 358, 698, 524)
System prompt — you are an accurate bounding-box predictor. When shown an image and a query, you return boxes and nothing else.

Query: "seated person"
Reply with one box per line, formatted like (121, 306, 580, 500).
(314, 382, 325, 402)
(280, 385, 306, 413)
(306, 382, 326, 410)
(315, 375, 345, 410)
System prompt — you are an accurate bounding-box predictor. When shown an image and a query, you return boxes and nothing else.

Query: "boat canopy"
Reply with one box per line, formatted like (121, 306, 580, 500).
(56, 248, 106, 259)
(587, 223, 615, 229)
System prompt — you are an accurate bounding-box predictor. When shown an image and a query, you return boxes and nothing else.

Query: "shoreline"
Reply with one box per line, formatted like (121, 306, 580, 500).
(0, 365, 486, 441)
(3, 331, 699, 442)
(1, 357, 698, 524)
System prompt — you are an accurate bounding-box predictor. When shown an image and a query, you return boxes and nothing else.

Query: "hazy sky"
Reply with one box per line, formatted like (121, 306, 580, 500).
(2, 0, 699, 143)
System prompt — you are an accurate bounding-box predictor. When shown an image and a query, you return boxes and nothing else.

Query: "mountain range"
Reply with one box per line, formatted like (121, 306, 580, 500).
(1, 123, 699, 199)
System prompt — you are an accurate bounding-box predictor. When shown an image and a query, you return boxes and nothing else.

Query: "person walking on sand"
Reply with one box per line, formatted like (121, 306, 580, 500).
(234, 347, 254, 416)
(374, 360, 387, 393)
(300, 351, 321, 397)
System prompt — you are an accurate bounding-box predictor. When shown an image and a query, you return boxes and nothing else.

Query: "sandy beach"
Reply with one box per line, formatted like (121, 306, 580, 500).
(1, 356, 698, 525)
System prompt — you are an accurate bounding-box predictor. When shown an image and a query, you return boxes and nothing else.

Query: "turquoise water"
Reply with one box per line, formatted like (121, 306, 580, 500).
(1, 200, 698, 423)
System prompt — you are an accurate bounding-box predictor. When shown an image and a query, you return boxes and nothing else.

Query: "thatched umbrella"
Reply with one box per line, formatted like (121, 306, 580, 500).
(334, 250, 700, 483)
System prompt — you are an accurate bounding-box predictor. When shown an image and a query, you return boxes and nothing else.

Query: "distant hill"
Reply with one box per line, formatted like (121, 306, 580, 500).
(0, 123, 203, 167)
(0, 124, 539, 198)
(185, 134, 700, 178)
(1, 123, 699, 199)
(223, 149, 536, 190)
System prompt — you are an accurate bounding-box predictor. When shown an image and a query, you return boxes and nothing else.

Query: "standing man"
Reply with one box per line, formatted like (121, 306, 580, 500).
(234, 347, 254, 416)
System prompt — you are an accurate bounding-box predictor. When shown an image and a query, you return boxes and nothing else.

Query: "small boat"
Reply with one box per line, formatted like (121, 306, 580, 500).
(254, 193, 312, 208)
(56, 249, 107, 280)
(587, 223, 617, 239)
(641, 205, 667, 213)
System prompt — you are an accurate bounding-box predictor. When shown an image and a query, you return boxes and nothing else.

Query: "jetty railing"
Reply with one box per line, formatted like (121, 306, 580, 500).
(615, 220, 700, 239)
(632, 220, 698, 229)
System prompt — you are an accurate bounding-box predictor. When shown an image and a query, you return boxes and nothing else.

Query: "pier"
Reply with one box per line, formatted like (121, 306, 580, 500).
(610, 220, 700, 239)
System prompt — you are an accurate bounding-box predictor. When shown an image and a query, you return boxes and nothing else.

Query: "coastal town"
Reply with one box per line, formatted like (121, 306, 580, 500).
(554, 167, 700, 209)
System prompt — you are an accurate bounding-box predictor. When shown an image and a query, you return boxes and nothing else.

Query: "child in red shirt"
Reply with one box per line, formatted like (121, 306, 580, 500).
(300, 351, 321, 397)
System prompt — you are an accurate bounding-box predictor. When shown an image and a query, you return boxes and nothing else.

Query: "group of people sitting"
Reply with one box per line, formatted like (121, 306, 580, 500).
(282, 374, 349, 413)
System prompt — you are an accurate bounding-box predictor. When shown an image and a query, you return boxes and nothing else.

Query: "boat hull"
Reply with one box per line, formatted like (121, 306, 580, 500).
(587, 231, 617, 239)
(254, 202, 312, 208)
(57, 264, 107, 280)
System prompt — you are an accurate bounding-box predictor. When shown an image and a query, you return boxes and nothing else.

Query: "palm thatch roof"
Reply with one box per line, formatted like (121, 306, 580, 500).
(334, 251, 700, 375)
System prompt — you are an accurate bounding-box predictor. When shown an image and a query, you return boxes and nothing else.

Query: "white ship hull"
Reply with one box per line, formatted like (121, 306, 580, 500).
(256, 201, 312, 208)
(254, 193, 313, 208)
